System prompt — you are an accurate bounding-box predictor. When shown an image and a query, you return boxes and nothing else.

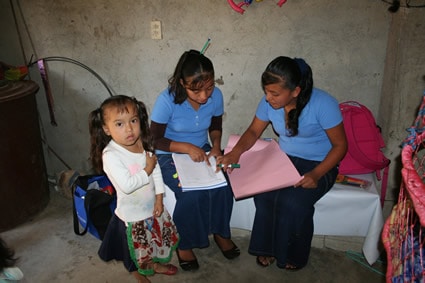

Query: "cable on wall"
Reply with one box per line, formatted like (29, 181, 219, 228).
(28, 56, 116, 98)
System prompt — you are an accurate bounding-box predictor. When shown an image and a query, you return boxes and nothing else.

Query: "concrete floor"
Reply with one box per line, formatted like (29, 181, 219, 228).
(0, 190, 387, 283)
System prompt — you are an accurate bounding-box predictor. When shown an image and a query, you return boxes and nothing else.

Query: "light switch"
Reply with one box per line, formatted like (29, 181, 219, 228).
(151, 20, 162, 40)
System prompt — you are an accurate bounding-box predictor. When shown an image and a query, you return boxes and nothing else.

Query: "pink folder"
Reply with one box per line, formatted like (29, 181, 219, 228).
(224, 134, 303, 199)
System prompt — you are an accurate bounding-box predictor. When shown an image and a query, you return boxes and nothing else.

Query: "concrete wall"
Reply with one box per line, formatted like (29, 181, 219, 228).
(379, 8, 425, 214)
(1, 0, 423, 215)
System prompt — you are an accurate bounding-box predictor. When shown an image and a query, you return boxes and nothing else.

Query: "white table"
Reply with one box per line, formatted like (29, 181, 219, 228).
(229, 173, 384, 265)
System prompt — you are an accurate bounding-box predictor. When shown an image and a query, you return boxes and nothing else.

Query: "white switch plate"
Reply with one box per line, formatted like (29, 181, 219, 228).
(151, 20, 162, 40)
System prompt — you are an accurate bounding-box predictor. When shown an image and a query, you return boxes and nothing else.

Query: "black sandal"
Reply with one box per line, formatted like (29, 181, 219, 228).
(176, 249, 199, 271)
(221, 244, 240, 260)
(213, 235, 240, 260)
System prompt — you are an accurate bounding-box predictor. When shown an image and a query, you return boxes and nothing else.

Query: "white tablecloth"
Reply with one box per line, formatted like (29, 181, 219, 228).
(229, 173, 384, 265)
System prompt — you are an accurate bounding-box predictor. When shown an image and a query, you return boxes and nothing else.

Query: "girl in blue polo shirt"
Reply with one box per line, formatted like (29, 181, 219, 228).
(150, 50, 240, 271)
(218, 56, 347, 270)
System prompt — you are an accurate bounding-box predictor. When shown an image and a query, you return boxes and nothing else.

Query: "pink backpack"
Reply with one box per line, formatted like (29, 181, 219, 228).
(339, 101, 390, 206)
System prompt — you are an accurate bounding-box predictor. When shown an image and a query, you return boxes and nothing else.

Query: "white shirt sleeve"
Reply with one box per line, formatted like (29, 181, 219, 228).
(152, 163, 165, 195)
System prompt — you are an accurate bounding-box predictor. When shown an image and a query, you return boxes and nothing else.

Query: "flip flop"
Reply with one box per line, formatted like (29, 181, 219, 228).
(256, 256, 275, 267)
(284, 263, 301, 272)
(0, 267, 24, 280)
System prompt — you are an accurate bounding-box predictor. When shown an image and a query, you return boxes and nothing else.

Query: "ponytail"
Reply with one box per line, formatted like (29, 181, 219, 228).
(89, 107, 110, 174)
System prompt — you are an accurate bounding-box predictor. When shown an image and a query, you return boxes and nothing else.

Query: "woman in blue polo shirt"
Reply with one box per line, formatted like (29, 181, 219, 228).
(150, 50, 239, 271)
(218, 56, 347, 270)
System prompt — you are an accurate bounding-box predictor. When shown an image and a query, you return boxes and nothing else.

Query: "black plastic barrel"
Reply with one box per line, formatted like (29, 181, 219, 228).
(0, 80, 49, 232)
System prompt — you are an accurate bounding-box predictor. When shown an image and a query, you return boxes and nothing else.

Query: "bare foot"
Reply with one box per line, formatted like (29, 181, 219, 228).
(284, 263, 300, 271)
(256, 256, 275, 267)
(153, 263, 178, 275)
(131, 271, 151, 283)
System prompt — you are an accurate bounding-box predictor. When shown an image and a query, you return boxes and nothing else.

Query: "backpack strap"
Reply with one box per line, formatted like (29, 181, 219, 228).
(380, 165, 390, 207)
(73, 186, 89, 236)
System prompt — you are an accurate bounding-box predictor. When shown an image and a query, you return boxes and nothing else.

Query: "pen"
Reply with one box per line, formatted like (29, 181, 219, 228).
(217, 163, 240, 168)
(200, 38, 211, 54)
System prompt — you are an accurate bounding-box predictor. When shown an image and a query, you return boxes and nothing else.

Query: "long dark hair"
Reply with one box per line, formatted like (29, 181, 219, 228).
(168, 49, 215, 104)
(88, 95, 154, 173)
(261, 56, 313, 136)
(0, 237, 18, 271)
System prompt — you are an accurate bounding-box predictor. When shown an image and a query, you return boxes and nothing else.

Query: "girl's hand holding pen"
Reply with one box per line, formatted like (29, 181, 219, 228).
(217, 163, 240, 168)
(216, 154, 240, 173)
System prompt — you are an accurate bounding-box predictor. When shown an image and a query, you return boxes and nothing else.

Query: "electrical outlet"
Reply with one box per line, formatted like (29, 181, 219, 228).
(150, 20, 162, 40)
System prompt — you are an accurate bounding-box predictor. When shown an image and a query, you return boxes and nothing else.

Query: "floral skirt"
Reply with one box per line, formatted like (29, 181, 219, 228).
(126, 209, 179, 275)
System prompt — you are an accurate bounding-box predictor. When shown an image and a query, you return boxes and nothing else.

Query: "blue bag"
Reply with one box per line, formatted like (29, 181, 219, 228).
(72, 175, 116, 240)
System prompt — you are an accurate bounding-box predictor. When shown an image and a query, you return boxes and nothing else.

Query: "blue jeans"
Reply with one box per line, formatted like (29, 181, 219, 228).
(248, 155, 338, 268)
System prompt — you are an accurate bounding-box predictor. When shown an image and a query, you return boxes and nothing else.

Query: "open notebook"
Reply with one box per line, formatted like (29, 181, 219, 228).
(172, 153, 228, 192)
(224, 134, 302, 199)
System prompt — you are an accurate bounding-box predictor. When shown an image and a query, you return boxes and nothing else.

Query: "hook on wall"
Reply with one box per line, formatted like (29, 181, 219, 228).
(388, 0, 400, 13)
(381, 0, 425, 12)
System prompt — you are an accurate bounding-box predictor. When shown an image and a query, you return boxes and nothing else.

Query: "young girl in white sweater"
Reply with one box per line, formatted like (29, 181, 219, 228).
(89, 95, 179, 283)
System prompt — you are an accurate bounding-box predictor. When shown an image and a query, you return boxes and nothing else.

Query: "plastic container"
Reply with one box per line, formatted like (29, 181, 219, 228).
(0, 80, 49, 231)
